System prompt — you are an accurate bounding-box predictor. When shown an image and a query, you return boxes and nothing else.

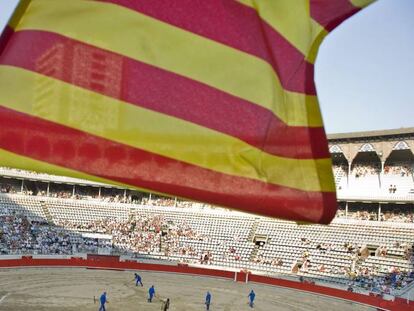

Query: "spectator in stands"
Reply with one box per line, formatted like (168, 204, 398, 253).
(388, 185, 397, 194)
(0, 183, 13, 193)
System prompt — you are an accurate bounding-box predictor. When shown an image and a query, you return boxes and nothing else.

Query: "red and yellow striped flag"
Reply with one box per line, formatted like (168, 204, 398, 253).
(0, 0, 373, 223)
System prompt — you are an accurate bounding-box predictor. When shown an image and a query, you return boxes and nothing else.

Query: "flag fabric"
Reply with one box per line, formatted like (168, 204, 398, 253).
(0, 0, 373, 223)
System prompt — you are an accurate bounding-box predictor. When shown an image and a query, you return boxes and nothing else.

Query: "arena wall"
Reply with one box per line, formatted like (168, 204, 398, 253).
(0, 256, 413, 311)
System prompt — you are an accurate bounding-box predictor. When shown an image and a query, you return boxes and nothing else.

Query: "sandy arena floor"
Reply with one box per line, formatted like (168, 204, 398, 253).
(0, 268, 375, 311)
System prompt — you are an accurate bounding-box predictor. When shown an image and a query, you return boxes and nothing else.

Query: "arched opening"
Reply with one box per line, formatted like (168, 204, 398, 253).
(383, 149, 414, 196)
(351, 151, 381, 177)
(331, 152, 349, 191)
(349, 149, 381, 196)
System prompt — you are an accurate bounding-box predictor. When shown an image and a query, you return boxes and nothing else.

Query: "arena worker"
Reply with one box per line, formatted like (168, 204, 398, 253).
(248, 289, 256, 308)
(98, 292, 108, 311)
(205, 291, 212, 310)
(148, 285, 155, 302)
(134, 273, 143, 286)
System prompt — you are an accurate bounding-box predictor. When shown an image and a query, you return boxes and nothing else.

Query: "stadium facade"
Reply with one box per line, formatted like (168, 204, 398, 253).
(328, 128, 414, 220)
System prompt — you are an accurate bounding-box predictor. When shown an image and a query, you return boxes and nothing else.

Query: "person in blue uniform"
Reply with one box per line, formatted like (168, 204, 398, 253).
(148, 285, 155, 302)
(99, 292, 108, 311)
(205, 291, 211, 310)
(248, 289, 255, 308)
(134, 273, 143, 286)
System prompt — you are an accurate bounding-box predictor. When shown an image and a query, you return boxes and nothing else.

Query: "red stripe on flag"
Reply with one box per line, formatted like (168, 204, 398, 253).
(310, 0, 360, 32)
(98, 0, 316, 95)
(0, 26, 14, 56)
(0, 106, 337, 224)
(1, 30, 330, 160)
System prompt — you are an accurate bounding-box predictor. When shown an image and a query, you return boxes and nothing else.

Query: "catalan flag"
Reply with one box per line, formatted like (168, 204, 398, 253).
(0, 0, 373, 223)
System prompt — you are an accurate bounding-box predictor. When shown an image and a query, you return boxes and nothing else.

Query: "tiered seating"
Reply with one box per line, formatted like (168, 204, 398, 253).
(0, 194, 46, 221)
(0, 193, 413, 290)
(132, 207, 255, 268)
(252, 218, 414, 285)
(361, 256, 412, 274)
(47, 198, 130, 226)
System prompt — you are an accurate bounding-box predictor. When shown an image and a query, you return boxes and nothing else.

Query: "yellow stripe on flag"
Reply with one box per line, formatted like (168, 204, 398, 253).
(0, 147, 182, 200)
(0, 148, 130, 190)
(14, 0, 323, 127)
(0, 65, 335, 192)
(350, 0, 374, 8)
(237, 0, 329, 63)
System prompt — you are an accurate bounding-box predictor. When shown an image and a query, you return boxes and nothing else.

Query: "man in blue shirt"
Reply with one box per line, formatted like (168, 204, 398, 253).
(248, 290, 255, 308)
(205, 291, 211, 310)
(134, 273, 143, 286)
(148, 285, 155, 302)
(99, 292, 108, 311)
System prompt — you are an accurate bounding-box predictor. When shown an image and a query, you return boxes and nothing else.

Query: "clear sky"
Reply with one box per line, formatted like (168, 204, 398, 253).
(0, 0, 413, 134)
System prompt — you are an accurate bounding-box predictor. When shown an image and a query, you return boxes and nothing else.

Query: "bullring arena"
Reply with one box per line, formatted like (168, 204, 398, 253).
(0, 266, 377, 311)
(0, 255, 411, 311)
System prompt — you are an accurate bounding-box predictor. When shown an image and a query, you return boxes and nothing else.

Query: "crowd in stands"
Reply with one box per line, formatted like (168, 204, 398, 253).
(352, 163, 381, 178)
(55, 215, 204, 258)
(336, 207, 414, 223)
(350, 266, 414, 294)
(0, 183, 14, 194)
(340, 163, 413, 179)
(0, 180, 220, 213)
(294, 240, 414, 294)
(141, 197, 176, 208)
(381, 211, 414, 223)
(337, 162, 414, 179)
(0, 214, 72, 255)
(333, 164, 347, 174)
(343, 210, 379, 221)
(251, 249, 284, 267)
(384, 163, 413, 177)
(333, 162, 414, 179)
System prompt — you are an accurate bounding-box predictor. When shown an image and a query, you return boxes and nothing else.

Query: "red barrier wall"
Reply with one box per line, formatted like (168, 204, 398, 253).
(0, 257, 235, 280)
(87, 254, 120, 262)
(0, 257, 413, 311)
(249, 274, 413, 311)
